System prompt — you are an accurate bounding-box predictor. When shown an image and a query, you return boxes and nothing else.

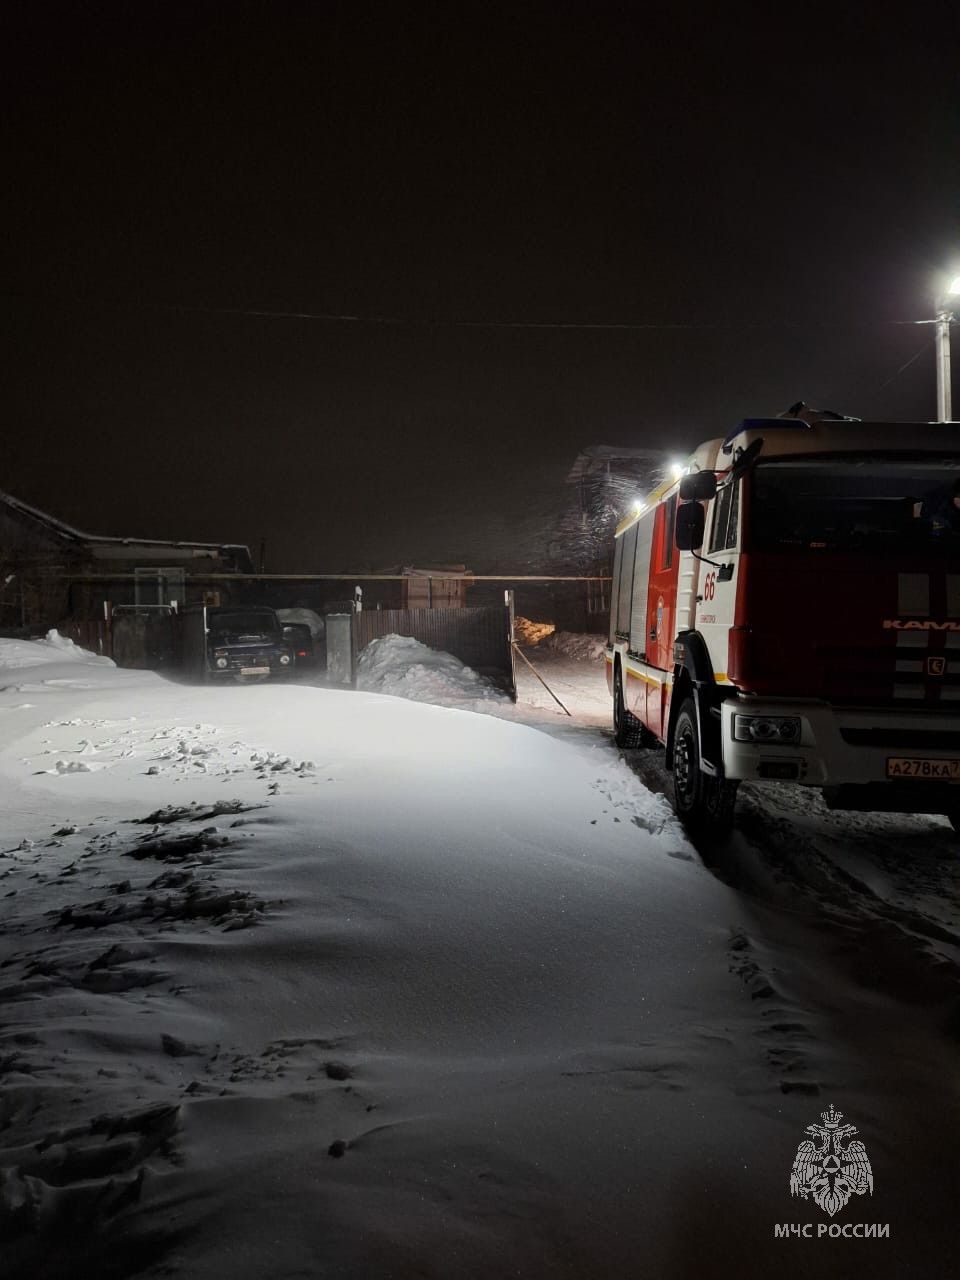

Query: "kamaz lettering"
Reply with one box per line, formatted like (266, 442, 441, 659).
(882, 620, 960, 631)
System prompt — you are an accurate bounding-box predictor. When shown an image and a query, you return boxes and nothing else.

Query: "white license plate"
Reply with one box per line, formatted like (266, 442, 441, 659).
(886, 757, 960, 780)
(240, 666, 269, 676)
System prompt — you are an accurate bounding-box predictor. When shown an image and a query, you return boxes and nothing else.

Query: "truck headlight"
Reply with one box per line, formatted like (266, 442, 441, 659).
(733, 714, 801, 745)
(216, 657, 228, 669)
(279, 654, 291, 665)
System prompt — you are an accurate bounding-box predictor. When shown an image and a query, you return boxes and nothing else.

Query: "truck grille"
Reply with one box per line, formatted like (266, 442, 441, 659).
(817, 644, 960, 706)
(838, 727, 960, 749)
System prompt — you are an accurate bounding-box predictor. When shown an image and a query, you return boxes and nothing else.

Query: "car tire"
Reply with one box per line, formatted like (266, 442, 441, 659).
(671, 697, 739, 838)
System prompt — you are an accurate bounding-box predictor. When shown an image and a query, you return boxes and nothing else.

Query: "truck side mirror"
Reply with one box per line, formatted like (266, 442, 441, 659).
(678, 471, 717, 502)
(675, 501, 706, 550)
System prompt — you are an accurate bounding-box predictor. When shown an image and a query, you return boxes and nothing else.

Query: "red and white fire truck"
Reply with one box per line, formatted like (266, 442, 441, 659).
(606, 408, 960, 837)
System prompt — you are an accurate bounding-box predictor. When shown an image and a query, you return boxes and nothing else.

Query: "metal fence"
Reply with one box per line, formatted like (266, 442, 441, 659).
(354, 605, 516, 697)
(111, 608, 180, 670)
(42, 600, 517, 697)
(57, 609, 179, 669)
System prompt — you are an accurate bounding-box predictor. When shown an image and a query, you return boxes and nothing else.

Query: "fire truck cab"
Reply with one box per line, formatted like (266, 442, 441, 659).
(606, 411, 960, 837)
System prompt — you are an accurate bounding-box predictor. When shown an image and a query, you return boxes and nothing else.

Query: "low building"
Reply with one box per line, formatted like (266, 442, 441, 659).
(400, 565, 471, 609)
(0, 487, 253, 629)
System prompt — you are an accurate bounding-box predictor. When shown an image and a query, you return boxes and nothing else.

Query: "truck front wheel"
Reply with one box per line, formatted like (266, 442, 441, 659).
(671, 698, 739, 838)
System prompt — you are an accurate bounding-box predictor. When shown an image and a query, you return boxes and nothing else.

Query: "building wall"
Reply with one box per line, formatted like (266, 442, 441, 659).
(0, 507, 78, 626)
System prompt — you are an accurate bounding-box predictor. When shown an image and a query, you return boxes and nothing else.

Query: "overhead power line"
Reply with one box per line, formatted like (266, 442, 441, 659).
(0, 290, 944, 331)
(873, 339, 935, 393)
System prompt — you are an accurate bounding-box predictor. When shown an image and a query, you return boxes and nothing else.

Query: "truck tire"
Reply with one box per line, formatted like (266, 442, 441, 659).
(671, 697, 739, 838)
(614, 665, 647, 749)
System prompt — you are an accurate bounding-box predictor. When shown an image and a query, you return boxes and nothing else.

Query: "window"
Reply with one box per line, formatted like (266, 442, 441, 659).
(616, 524, 638, 635)
(749, 457, 960, 553)
(208, 610, 281, 639)
(709, 481, 739, 553)
(660, 495, 677, 569)
(134, 567, 185, 606)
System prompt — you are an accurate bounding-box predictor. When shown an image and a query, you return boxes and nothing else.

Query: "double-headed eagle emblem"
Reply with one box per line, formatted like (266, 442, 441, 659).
(790, 1105, 874, 1217)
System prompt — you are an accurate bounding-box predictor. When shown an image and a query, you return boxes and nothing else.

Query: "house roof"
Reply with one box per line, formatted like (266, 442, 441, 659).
(0, 487, 252, 564)
(565, 445, 663, 484)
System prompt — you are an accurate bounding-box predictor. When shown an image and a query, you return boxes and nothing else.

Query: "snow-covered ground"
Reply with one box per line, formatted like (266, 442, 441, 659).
(2, 635, 959, 1278)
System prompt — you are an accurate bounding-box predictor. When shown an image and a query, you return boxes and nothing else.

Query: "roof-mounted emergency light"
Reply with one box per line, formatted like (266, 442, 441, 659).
(722, 418, 812, 449)
(723, 402, 860, 450)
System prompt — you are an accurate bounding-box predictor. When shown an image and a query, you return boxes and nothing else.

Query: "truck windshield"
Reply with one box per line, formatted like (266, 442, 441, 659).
(749, 456, 960, 553)
(209, 611, 280, 639)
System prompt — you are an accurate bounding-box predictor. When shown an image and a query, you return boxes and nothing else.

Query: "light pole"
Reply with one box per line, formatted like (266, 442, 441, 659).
(936, 274, 960, 421)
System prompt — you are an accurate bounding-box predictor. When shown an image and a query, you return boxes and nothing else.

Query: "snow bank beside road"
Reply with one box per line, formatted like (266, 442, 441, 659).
(356, 632, 507, 706)
(0, 629, 114, 670)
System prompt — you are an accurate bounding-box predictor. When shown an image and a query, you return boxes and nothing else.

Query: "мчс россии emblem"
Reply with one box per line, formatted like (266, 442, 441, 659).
(789, 1105, 874, 1218)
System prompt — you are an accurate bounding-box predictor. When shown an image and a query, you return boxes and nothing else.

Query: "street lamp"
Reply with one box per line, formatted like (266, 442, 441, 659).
(935, 274, 960, 421)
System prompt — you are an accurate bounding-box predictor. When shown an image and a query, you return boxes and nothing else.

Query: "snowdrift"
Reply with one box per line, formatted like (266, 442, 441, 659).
(356, 633, 507, 705)
(0, 629, 115, 669)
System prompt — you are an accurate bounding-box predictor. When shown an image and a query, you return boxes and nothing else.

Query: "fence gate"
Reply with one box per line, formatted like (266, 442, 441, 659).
(111, 606, 179, 670)
(353, 604, 515, 698)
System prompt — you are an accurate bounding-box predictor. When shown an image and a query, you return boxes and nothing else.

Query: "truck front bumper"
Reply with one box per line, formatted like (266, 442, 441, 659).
(721, 696, 960, 795)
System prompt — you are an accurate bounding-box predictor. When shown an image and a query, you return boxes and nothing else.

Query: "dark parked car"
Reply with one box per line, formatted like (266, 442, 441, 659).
(281, 621, 317, 670)
(182, 606, 294, 683)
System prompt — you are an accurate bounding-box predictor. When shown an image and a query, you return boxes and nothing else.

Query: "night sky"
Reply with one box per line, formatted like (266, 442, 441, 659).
(3, 4, 959, 572)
